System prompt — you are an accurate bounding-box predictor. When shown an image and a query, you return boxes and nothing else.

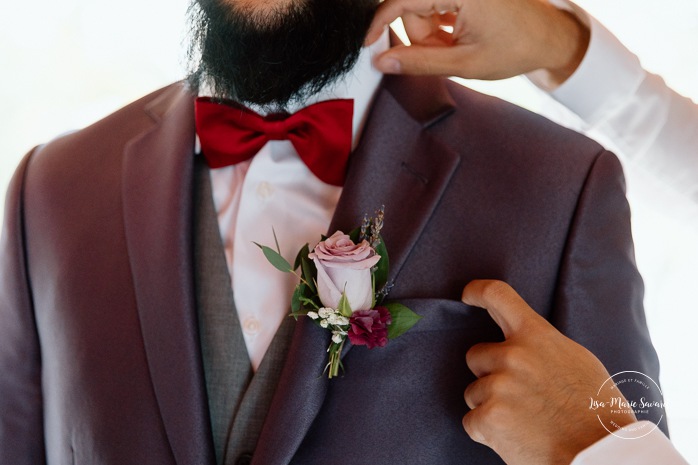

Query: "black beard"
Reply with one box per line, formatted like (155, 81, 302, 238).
(186, 0, 379, 109)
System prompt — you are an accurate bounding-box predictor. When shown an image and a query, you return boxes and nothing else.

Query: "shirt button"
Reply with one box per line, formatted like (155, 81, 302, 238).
(256, 181, 274, 199)
(243, 318, 260, 336)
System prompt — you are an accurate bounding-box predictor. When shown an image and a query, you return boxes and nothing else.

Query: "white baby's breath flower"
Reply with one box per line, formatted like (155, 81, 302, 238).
(307, 311, 319, 320)
(327, 313, 348, 326)
(318, 308, 334, 319)
(320, 320, 329, 328)
(332, 332, 344, 344)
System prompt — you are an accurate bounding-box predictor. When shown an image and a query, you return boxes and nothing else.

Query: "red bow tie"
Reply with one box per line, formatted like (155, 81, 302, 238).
(195, 97, 354, 187)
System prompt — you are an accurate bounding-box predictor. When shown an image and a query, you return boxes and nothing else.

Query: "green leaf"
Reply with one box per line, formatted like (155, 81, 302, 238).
(293, 243, 310, 271)
(299, 296, 320, 310)
(373, 234, 389, 294)
(348, 227, 361, 243)
(301, 257, 317, 293)
(371, 273, 376, 309)
(385, 302, 422, 339)
(254, 242, 292, 273)
(272, 227, 282, 254)
(338, 292, 352, 317)
(291, 284, 305, 312)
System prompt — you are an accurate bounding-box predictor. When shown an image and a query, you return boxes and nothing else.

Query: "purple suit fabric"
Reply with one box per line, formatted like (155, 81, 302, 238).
(0, 75, 664, 465)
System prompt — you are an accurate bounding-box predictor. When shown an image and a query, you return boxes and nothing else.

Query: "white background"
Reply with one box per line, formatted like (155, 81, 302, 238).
(1, 0, 696, 462)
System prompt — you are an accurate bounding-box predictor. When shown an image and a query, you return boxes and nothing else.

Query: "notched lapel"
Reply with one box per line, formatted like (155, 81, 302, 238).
(255, 76, 460, 465)
(122, 83, 215, 465)
(331, 74, 460, 287)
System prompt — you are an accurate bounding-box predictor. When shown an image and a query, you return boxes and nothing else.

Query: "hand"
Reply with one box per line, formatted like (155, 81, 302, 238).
(460, 280, 637, 465)
(365, 0, 590, 85)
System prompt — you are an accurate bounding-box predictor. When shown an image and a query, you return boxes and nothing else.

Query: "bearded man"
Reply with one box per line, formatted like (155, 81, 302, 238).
(0, 0, 665, 464)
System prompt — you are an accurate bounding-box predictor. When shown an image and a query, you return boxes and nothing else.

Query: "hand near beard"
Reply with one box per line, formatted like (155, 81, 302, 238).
(365, 0, 589, 86)
(460, 280, 637, 465)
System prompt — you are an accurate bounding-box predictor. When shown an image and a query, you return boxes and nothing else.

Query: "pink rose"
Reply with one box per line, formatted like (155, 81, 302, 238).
(309, 231, 380, 312)
(348, 307, 392, 349)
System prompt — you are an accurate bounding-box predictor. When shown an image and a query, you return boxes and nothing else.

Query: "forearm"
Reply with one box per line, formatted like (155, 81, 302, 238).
(534, 2, 698, 200)
(563, 67, 698, 200)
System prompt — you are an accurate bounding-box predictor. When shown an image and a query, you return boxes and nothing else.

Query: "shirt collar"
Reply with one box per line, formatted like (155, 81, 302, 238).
(279, 29, 388, 150)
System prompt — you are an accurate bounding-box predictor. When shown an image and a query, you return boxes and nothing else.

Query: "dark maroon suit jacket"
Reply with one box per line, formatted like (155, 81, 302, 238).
(0, 75, 664, 465)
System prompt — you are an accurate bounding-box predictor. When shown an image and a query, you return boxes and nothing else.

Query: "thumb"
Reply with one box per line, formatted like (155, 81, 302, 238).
(461, 280, 543, 338)
(373, 45, 464, 76)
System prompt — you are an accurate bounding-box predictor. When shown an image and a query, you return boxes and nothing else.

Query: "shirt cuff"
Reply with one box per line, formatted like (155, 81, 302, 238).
(527, 0, 645, 124)
(571, 421, 689, 465)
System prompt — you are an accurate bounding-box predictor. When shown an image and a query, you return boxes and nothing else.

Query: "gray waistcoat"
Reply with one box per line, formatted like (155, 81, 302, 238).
(192, 158, 295, 465)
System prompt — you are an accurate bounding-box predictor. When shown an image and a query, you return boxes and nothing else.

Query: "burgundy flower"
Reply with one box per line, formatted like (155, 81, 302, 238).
(348, 307, 392, 349)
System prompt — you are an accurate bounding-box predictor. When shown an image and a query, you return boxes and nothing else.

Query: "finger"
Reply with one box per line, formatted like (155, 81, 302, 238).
(366, 0, 435, 45)
(402, 11, 440, 44)
(403, 9, 460, 38)
(461, 280, 544, 338)
(402, 13, 457, 46)
(438, 11, 458, 27)
(373, 44, 465, 75)
(365, 0, 460, 44)
(464, 376, 490, 409)
(364, 24, 385, 47)
(462, 408, 487, 444)
(433, 0, 461, 15)
(465, 342, 502, 378)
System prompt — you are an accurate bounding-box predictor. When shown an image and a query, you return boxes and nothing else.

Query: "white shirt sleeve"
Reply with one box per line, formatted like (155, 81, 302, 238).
(571, 421, 690, 465)
(528, 1, 698, 203)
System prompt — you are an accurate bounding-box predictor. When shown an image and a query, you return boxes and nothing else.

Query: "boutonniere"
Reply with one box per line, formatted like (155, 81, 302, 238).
(256, 207, 421, 378)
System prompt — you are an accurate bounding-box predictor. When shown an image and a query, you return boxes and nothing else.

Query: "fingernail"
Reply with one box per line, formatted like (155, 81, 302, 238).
(377, 57, 401, 74)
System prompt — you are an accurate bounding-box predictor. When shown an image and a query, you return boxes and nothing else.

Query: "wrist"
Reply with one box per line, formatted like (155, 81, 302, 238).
(565, 407, 637, 462)
(544, 8, 590, 86)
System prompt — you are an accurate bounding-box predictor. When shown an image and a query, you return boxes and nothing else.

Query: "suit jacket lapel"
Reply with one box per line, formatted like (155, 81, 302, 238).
(330, 74, 460, 282)
(122, 84, 214, 465)
(254, 74, 460, 465)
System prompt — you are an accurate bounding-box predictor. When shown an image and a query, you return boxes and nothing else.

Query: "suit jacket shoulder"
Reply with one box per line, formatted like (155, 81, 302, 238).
(26, 82, 192, 186)
(442, 76, 616, 188)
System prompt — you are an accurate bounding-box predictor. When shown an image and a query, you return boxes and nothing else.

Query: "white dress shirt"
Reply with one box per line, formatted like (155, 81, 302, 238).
(571, 421, 689, 465)
(201, 32, 389, 370)
(530, 0, 698, 204)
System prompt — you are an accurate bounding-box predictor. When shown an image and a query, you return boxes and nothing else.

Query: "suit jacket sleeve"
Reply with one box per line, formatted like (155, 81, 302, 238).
(0, 150, 47, 465)
(550, 149, 665, 431)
